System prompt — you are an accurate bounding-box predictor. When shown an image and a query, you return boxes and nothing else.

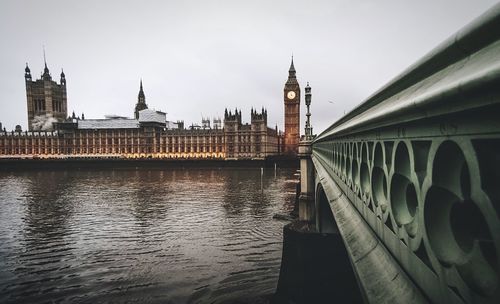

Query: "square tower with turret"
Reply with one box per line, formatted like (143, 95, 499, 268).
(25, 61, 67, 131)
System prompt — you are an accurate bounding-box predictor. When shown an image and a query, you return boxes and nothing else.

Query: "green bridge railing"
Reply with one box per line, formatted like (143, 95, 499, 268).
(312, 3, 500, 304)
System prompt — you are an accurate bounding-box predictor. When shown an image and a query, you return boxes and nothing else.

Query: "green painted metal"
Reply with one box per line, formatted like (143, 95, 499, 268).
(313, 155, 428, 303)
(312, 3, 500, 304)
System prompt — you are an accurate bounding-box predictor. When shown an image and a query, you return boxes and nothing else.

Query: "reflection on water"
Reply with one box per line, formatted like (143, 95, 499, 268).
(0, 168, 297, 303)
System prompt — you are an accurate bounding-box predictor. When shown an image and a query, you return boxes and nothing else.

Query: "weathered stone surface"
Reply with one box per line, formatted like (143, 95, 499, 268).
(273, 222, 362, 304)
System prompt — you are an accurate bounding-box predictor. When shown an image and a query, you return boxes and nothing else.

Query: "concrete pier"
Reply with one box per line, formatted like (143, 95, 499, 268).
(273, 221, 362, 304)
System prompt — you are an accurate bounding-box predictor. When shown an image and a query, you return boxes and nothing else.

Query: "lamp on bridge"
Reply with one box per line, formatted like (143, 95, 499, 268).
(304, 82, 314, 140)
(297, 82, 315, 223)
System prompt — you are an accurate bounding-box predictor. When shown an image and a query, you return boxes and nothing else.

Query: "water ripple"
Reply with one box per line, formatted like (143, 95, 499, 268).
(0, 168, 297, 303)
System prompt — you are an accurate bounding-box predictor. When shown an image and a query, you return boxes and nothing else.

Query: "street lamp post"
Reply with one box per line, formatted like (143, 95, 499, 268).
(304, 82, 313, 140)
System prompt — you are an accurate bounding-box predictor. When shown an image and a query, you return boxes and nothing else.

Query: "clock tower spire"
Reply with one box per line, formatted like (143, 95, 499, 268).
(283, 56, 300, 156)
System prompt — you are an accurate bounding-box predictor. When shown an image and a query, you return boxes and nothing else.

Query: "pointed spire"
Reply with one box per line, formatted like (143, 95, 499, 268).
(43, 46, 49, 72)
(289, 55, 296, 73)
(135, 79, 148, 119)
(60, 68, 66, 86)
(43, 45, 47, 67)
(42, 46, 51, 80)
(138, 79, 145, 102)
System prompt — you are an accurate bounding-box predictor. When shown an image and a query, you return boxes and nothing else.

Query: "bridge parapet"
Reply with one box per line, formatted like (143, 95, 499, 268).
(312, 4, 500, 304)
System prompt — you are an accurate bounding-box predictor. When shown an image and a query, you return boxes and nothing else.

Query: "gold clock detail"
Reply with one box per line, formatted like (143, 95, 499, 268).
(287, 91, 296, 99)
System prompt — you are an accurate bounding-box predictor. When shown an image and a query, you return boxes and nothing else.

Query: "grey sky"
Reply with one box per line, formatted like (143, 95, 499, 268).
(0, 0, 497, 132)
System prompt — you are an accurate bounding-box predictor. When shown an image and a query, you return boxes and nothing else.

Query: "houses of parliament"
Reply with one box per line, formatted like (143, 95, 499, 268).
(0, 59, 305, 160)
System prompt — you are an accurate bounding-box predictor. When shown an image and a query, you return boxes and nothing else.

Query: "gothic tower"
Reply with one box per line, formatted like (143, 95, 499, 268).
(223, 108, 242, 158)
(25, 60, 68, 131)
(251, 107, 268, 157)
(134, 80, 148, 119)
(283, 57, 300, 155)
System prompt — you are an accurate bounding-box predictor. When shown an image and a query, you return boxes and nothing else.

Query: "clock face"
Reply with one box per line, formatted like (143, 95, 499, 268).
(287, 91, 296, 99)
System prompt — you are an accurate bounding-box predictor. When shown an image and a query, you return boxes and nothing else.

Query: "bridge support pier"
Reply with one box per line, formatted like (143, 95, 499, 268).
(298, 139, 315, 223)
(274, 140, 362, 304)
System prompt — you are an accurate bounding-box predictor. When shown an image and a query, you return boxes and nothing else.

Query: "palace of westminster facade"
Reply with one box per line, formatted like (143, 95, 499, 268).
(0, 59, 304, 160)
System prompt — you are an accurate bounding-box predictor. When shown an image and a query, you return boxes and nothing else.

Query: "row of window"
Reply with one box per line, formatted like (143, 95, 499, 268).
(1, 145, 226, 155)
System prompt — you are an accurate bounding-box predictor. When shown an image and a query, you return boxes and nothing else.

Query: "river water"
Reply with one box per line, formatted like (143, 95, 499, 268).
(0, 167, 298, 303)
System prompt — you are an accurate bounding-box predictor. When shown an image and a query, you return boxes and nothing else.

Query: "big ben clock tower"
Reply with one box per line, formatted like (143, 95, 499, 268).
(283, 57, 300, 155)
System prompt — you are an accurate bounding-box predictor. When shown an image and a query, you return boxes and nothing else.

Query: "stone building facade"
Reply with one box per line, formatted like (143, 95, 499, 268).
(0, 79, 281, 159)
(0, 108, 280, 159)
(223, 108, 279, 159)
(25, 62, 67, 131)
(0, 61, 295, 160)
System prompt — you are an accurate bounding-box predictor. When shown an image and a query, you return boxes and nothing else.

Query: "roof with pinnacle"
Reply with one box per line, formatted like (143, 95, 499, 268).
(42, 63, 51, 80)
(286, 57, 298, 86)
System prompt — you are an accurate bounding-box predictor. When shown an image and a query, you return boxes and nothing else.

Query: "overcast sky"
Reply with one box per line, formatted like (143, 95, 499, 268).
(0, 0, 497, 132)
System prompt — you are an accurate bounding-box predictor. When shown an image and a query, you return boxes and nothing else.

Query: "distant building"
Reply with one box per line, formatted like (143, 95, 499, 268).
(223, 108, 279, 159)
(0, 59, 298, 160)
(25, 61, 67, 131)
(202, 117, 211, 129)
(283, 57, 300, 155)
(0, 109, 279, 159)
(213, 118, 222, 129)
(1, 82, 281, 159)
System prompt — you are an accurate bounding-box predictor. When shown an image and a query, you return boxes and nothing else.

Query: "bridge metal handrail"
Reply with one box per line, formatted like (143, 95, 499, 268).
(316, 4, 500, 140)
(312, 3, 500, 304)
